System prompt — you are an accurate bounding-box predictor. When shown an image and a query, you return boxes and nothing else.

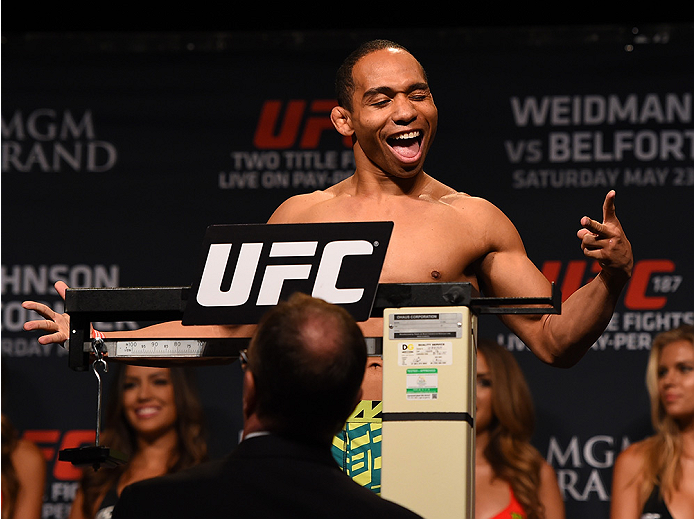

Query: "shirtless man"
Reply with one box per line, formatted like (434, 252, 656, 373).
(23, 39, 633, 495)
(24, 39, 633, 386)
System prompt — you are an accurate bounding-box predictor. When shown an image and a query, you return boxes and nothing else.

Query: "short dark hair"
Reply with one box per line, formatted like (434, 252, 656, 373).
(247, 292, 367, 442)
(335, 39, 426, 111)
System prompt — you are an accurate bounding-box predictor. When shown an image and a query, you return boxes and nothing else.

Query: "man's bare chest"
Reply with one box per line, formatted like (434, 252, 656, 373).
(379, 223, 482, 284)
(290, 194, 487, 284)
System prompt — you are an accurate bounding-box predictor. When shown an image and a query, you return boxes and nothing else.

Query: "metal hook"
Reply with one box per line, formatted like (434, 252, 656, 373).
(91, 339, 108, 447)
(58, 337, 127, 471)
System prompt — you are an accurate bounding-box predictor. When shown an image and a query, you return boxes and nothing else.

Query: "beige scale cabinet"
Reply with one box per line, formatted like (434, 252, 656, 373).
(381, 306, 477, 519)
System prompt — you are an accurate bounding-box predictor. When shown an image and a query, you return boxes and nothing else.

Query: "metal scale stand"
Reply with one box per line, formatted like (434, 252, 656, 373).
(58, 339, 128, 470)
(61, 282, 560, 515)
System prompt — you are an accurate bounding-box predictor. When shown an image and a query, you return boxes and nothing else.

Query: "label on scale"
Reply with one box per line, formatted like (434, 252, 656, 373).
(388, 312, 462, 340)
(398, 341, 453, 366)
(113, 340, 206, 357)
(406, 367, 439, 399)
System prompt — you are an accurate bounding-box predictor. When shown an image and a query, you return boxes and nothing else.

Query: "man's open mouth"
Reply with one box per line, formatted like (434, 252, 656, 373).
(387, 130, 422, 161)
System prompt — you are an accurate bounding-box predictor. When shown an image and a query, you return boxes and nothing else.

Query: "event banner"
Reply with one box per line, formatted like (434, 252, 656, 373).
(2, 25, 693, 518)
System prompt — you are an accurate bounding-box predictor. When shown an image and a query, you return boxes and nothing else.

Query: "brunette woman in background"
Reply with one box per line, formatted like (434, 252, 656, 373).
(69, 365, 208, 519)
(475, 339, 565, 519)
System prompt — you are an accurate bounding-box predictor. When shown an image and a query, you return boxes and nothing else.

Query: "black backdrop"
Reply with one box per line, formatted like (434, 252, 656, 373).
(2, 22, 693, 519)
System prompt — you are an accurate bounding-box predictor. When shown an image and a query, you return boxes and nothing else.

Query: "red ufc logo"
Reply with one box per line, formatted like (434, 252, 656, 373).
(253, 100, 351, 149)
(23, 429, 95, 480)
(541, 258, 678, 310)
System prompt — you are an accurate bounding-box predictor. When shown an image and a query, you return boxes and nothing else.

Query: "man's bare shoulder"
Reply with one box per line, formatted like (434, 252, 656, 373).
(437, 189, 506, 218)
(433, 187, 525, 254)
(420, 176, 488, 207)
(267, 189, 337, 223)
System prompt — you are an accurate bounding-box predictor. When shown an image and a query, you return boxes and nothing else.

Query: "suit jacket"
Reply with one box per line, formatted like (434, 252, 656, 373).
(111, 434, 423, 519)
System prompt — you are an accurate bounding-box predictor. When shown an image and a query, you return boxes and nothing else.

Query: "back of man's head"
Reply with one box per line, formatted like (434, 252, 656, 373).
(247, 292, 367, 443)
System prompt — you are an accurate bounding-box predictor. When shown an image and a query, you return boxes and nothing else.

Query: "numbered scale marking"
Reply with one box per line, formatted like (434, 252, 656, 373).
(82, 337, 248, 361)
(110, 340, 206, 358)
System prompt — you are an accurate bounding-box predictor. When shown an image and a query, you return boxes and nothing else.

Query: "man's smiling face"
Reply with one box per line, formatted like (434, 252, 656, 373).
(347, 48, 438, 179)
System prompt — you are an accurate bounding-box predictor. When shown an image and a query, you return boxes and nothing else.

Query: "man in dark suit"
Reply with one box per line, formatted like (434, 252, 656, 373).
(111, 293, 423, 519)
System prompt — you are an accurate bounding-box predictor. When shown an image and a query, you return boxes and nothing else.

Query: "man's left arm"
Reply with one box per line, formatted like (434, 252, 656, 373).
(480, 190, 632, 367)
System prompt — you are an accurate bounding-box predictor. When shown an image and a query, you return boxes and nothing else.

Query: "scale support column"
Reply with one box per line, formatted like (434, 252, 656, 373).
(381, 306, 477, 519)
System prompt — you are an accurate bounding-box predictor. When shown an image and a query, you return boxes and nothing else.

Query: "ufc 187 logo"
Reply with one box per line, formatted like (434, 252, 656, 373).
(182, 223, 392, 325)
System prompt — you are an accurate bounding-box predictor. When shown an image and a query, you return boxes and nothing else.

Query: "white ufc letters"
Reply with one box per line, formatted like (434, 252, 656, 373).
(195, 240, 373, 307)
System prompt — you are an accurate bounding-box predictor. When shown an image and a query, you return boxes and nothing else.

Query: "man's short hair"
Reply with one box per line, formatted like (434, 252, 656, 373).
(247, 292, 367, 441)
(335, 39, 426, 111)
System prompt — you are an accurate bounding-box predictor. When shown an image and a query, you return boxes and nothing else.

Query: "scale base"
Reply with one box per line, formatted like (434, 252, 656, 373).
(59, 446, 128, 471)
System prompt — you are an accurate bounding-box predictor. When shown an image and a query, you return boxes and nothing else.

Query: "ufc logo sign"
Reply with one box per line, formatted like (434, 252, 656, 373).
(182, 222, 392, 325)
(197, 240, 373, 307)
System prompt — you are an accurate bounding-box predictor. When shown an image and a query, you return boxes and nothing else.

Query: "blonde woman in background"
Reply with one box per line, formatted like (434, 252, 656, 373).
(611, 325, 694, 519)
(475, 339, 565, 519)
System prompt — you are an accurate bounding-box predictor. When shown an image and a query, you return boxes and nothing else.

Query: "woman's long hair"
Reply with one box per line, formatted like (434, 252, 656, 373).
(0, 358, 19, 519)
(1, 415, 20, 519)
(640, 325, 694, 504)
(478, 338, 545, 519)
(80, 365, 208, 517)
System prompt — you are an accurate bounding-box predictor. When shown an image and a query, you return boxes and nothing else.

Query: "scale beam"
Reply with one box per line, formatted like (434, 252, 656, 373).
(65, 283, 560, 370)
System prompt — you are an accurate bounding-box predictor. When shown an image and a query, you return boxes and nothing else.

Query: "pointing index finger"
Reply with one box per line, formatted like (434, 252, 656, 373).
(602, 189, 617, 223)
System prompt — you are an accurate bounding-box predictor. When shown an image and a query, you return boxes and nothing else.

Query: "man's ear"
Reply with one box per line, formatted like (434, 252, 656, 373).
(330, 106, 354, 137)
(242, 370, 257, 420)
